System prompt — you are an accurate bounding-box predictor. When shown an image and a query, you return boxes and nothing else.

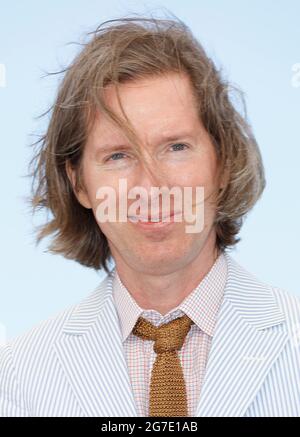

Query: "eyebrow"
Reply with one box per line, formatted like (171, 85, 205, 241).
(95, 131, 195, 155)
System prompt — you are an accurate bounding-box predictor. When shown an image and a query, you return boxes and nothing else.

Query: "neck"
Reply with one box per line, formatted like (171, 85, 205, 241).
(113, 236, 221, 316)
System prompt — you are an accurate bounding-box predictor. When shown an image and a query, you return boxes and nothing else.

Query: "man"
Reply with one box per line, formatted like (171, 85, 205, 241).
(0, 16, 299, 417)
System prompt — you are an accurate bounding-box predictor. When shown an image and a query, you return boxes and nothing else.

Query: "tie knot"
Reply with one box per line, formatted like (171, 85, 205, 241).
(132, 314, 194, 354)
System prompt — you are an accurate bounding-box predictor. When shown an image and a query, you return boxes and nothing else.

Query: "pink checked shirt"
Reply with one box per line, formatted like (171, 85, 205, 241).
(112, 251, 228, 417)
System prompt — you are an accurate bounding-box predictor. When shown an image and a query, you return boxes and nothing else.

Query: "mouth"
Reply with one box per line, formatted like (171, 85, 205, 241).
(128, 211, 182, 225)
(128, 211, 179, 223)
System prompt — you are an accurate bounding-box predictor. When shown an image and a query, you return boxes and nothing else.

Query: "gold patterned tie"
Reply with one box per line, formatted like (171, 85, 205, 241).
(132, 314, 194, 417)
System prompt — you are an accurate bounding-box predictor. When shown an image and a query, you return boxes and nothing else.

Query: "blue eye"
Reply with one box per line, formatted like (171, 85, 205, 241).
(105, 143, 188, 162)
(171, 143, 188, 151)
(107, 152, 126, 161)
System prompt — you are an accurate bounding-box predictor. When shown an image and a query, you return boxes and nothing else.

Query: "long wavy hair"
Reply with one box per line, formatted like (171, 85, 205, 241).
(27, 14, 266, 273)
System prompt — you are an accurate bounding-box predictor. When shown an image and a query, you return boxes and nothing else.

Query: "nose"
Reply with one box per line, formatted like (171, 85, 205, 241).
(135, 158, 166, 189)
(128, 160, 171, 217)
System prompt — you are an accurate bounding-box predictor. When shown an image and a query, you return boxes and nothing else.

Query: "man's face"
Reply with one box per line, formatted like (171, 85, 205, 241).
(69, 72, 222, 275)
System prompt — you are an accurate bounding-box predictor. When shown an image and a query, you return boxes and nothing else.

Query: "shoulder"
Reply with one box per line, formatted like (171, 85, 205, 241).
(224, 251, 300, 329)
(0, 271, 113, 379)
(0, 271, 114, 416)
(0, 298, 78, 416)
(0, 299, 74, 398)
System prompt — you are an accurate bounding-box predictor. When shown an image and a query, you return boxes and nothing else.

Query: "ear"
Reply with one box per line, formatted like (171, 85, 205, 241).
(65, 160, 92, 209)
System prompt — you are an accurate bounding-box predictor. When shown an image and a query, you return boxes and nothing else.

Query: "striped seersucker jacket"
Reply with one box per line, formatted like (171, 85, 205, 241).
(0, 251, 300, 416)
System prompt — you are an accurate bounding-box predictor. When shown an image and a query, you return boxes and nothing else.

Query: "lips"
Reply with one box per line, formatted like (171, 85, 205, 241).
(128, 211, 180, 222)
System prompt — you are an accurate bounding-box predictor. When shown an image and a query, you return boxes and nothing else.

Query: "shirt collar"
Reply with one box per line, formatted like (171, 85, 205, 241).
(112, 251, 228, 343)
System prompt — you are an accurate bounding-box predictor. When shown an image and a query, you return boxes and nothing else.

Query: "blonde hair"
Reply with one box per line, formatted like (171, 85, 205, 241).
(28, 14, 266, 273)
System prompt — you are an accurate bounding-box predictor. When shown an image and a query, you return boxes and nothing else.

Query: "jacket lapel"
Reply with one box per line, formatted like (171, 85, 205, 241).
(53, 270, 138, 417)
(196, 252, 289, 417)
(53, 252, 289, 417)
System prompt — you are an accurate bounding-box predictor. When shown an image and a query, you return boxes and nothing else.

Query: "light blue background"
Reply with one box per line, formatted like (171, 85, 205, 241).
(0, 0, 299, 342)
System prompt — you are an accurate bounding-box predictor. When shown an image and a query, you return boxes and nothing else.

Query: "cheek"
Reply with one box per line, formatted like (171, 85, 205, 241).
(173, 160, 218, 189)
(173, 159, 219, 220)
(80, 160, 99, 206)
(82, 167, 118, 210)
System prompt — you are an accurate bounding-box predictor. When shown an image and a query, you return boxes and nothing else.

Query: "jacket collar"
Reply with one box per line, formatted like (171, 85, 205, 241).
(54, 251, 288, 417)
(112, 251, 227, 342)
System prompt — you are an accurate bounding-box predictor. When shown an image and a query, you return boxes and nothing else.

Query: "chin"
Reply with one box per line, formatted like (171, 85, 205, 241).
(136, 252, 188, 274)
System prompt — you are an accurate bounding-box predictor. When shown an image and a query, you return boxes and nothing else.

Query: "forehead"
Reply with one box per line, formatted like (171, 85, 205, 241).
(90, 72, 200, 143)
